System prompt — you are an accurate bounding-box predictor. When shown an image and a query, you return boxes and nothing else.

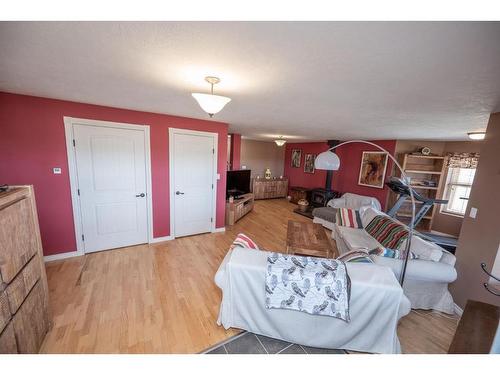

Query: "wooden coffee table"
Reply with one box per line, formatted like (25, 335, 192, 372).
(286, 220, 336, 258)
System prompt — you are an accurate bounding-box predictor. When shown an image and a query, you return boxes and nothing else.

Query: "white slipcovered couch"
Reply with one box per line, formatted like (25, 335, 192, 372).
(313, 193, 381, 230)
(333, 206, 457, 314)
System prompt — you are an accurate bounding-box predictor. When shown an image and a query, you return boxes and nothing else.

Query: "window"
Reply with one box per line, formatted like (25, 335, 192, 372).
(441, 167, 476, 216)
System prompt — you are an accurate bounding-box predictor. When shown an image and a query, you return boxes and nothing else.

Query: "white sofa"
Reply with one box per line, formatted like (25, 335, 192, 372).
(215, 247, 411, 353)
(313, 193, 381, 230)
(333, 207, 457, 314)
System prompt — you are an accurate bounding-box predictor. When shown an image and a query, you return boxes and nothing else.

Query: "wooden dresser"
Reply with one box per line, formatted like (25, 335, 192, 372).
(0, 186, 50, 353)
(252, 178, 289, 200)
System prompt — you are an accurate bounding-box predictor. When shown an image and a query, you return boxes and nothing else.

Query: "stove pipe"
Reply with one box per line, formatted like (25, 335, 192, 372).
(325, 140, 340, 191)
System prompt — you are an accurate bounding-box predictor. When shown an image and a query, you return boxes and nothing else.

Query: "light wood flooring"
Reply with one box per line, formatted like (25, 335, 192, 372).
(40, 199, 458, 353)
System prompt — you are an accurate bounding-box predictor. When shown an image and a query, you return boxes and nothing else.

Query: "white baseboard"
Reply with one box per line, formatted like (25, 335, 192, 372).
(454, 303, 464, 317)
(214, 227, 226, 233)
(44, 250, 83, 262)
(149, 235, 173, 243)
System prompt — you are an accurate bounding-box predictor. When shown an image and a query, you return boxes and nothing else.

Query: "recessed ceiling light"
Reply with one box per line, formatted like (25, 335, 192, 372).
(467, 131, 486, 140)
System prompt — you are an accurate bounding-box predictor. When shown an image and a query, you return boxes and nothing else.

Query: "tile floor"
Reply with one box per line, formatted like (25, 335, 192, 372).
(203, 332, 347, 354)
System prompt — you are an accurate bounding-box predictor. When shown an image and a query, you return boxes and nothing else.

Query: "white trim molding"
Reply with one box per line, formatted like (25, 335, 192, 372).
(214, 227, 226, 233)
(168, 128, 219, 239)
(149, 235, 174, 244)
(44, 250, 84, 262)
(63, 117, 154, 254)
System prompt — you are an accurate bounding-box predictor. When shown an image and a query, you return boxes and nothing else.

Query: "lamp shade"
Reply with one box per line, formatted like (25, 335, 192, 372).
(274, 138, 286, 146)
(192, 93, 231, 116)
(314, 150, 340, 170)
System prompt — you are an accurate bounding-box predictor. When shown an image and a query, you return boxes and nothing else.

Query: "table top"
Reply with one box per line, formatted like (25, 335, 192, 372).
(286, 220, 334, 258)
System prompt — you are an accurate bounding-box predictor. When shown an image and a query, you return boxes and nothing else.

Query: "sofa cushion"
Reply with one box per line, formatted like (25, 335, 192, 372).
(360, 207, 388, 228)
(365, 215, 408, 249)
(312, 207, 338, 222)
(369, 246, 417, 260)
(401, 236, 443, 262)
(336, 226, 381, 251)
(336, 208, 363, 228)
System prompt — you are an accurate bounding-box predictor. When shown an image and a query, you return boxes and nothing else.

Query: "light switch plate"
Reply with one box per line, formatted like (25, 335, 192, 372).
(217, 173, 221, 180)
(469, 207, 478, 219)
(53, 167, 62, 174)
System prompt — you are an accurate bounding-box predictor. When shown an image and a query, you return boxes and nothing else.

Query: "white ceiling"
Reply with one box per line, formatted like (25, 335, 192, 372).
(1, 22, 499, 141)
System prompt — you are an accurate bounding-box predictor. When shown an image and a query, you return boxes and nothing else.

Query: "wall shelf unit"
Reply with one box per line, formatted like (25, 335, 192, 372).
(389, 153, 447, 231)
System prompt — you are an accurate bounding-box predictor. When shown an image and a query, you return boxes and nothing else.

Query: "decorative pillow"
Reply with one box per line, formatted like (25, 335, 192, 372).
(336, 208, 363, 228)
(369, 246, 417, 260)
(365, 215, 408, 249)
(337, 250, 374, 263)
(230, 233, 259, 250)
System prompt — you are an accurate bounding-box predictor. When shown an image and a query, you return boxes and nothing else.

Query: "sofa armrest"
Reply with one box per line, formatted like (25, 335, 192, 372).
(327, 197, 346, 208)
(440, 250, 456, 267)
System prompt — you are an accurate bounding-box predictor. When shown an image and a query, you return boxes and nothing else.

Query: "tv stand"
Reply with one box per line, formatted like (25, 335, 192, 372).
(225, 193, 254, 225)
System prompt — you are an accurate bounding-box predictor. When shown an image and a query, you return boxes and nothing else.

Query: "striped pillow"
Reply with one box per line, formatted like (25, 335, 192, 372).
(230, 233, 260, 250)
(337, 250, 374, 263)
(336, 208, 363, 228)
(365, 215, 408, 249)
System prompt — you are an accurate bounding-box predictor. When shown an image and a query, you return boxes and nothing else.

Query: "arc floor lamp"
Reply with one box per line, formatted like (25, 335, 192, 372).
(314, 140, 416, 285)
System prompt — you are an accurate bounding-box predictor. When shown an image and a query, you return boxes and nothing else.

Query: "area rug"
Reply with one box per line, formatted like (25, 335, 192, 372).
(201, 331, 347, 354)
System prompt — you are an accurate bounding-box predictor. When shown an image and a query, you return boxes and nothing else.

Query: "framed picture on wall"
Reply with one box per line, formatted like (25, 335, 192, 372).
(358, 151, 388, 189)
(304, 153, 316, 173)
(291, 149, 302, 168)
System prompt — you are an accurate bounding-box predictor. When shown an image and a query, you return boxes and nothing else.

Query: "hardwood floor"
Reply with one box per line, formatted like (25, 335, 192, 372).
(40, 199, 458, 353)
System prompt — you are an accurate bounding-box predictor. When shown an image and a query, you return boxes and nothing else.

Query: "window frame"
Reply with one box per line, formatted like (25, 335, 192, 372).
(440, 166, 476, 217)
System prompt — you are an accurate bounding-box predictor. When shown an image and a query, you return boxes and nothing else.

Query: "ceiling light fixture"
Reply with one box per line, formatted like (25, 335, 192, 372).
(467, 131, 486, 140)
(274, 136, 287, 146)
(192, 76, 231, 118)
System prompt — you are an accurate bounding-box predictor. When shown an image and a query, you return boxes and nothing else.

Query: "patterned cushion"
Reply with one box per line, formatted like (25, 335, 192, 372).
(336, 208, 363, 228)
(336, 250, 374, 263)
(230, 233, 259, 250)
(369, 246, 417, 260)
(364, 215, 408, 249)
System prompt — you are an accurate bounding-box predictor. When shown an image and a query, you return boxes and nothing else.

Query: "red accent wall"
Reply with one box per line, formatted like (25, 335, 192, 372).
(0, 92, 228, 256)
(229, 133, 241, 170)
(283, 140, 397, 210)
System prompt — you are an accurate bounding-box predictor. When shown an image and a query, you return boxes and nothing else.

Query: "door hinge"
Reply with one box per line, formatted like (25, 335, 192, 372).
(77, 188, 80, 196)
(211, 217, 213, 223)
(82, 234, 85, 241)
(212, 184, 214, 189)
(212, 148, 215, 154)
(72, 139, 76, 147)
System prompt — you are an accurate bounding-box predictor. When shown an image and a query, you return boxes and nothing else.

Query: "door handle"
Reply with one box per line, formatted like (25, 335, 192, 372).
(136, 193, 145, 198)
(175, 191, 185, 195)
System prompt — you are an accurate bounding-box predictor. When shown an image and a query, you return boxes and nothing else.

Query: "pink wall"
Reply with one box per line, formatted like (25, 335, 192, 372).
(283, 140, 397, 210)
(229, 133, 241, 170)
(0, 92, 228, 256)
(283, 142, 331, 190)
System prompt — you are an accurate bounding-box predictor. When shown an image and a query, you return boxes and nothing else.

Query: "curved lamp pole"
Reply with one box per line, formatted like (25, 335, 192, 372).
(314, 140, 415, 285)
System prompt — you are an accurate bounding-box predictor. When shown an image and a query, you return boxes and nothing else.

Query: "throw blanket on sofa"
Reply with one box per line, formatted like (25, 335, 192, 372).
(265, 253, 351, 322)
(365, 215, 408, 249)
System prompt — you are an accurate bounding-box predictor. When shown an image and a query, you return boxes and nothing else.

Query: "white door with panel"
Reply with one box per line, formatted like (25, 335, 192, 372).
(73, 124, 149, 253)
(172, 131, 216, 237)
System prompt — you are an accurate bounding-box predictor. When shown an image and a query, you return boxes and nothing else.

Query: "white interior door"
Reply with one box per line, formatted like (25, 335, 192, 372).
(73, 124, 149, 253)
(172, 131, 216, 237)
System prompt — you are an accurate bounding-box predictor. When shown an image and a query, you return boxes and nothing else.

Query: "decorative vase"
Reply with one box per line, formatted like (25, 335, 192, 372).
(265, 168, 272, 179)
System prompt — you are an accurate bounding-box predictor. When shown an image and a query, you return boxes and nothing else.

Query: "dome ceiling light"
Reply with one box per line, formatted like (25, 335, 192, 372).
(467, 131, 486, 140)
(192, 76, 231, 118)
(274, 136, 287, 146)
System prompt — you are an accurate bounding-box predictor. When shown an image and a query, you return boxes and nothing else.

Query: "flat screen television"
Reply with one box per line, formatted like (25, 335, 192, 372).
(226, 170, 251, 198)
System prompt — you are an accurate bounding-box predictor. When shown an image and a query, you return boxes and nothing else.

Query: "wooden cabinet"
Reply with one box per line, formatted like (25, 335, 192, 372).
(289, 186, 311, 204)
(225, 193, 254, 225)
(252, 178, 289, 200)
(0, 186, 50, 353)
